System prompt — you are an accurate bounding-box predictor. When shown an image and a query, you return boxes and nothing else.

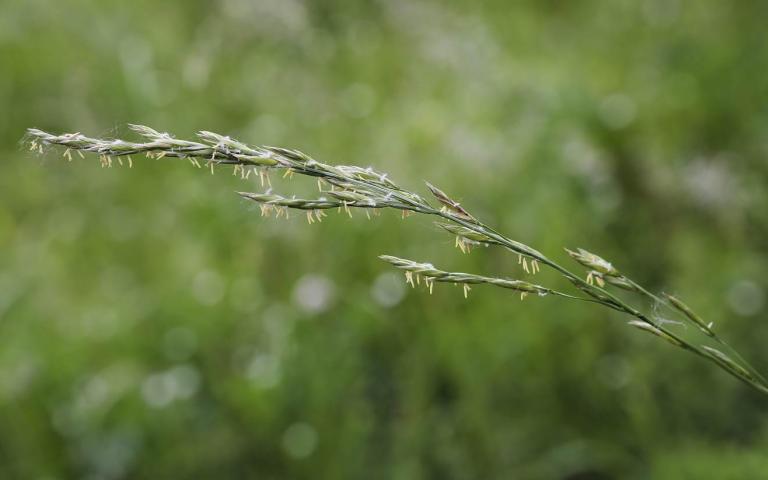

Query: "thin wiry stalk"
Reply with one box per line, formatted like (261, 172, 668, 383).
(25, 125, 768, 396)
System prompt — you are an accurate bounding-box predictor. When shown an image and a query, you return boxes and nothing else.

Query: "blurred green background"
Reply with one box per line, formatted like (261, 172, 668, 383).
(2, 0, 768, 478)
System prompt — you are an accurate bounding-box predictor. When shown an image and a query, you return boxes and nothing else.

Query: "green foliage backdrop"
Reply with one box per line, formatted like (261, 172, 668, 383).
(2, 1, 768, 478)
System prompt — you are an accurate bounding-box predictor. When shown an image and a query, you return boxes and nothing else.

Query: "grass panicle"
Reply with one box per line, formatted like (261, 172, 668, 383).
(26, 125, 768, 396)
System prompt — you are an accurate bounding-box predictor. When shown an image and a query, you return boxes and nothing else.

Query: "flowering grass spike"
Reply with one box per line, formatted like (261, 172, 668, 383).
(25, 125, 768, 396)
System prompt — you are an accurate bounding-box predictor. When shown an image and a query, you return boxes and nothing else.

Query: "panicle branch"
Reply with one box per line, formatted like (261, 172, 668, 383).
(378, 255, 550, 299)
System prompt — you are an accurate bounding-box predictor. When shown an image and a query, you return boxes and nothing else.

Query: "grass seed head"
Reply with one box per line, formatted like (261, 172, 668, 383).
(25, 124, 768, 396)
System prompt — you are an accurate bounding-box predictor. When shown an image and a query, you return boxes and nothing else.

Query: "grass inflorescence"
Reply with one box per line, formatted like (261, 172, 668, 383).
(26, 125, 768, 395)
